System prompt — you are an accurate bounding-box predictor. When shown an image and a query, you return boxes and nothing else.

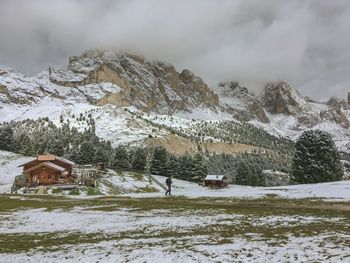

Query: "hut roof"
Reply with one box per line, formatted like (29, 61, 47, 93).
(19, 154, 75, 167)
(38, 154, 55, 161)
(204, 175, 225, 181)
(55, 156, 75, 166)
(23, 161, 66, 174)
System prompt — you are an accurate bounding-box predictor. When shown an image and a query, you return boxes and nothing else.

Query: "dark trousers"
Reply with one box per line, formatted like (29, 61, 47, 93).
(165, 185, 171, 196)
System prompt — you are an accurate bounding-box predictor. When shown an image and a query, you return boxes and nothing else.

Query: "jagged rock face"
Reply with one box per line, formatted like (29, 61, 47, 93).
(2, 49, 350, 141)
(52, 50, 219, 114)
(261, 82, 350, 129)
(215, 81, 269, 123)
(262, 81, 302, 115)
(327, 96, 348, 110)
(0, 84, 10, 102)
(320, 109, 350, 129)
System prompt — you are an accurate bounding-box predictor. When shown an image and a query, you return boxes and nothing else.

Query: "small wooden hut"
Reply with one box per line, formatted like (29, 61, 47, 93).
(204, 175, 228, 188)
(19, 154, 75, 187)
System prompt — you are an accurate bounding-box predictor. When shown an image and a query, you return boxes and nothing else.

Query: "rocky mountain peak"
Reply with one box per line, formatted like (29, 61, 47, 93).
(218, 81, 249, 96)
(52, 50, 219, 114)
(327, 96, 348, 111)
(262, 81, 303, 115)
(215, 81, 269, 123)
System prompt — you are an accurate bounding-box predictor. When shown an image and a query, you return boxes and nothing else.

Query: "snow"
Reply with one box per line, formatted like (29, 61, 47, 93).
(1, 145, 350, 200)
(129, 175, 350, 201)
(50, 67, 86, 82)
(1, 66, 350, 155)
(0, 202, 348, 262)
(102, 170, 164, 193)
(0, 150, 33, 193)
(204, 175, 225, 180)
(77, 82, 122, 100)
(175, 107, 234, 121)
(1, 148, 350, 200)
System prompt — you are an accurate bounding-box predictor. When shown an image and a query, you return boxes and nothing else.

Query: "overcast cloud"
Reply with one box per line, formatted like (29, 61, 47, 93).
(0, 0, 350, 99)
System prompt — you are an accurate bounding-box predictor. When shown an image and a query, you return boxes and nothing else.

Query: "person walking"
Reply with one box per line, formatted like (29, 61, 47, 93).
(165, 176, 172, 196)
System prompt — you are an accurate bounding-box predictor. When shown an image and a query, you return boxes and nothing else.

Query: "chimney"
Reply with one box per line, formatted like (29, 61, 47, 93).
(348, 92, 350, 105)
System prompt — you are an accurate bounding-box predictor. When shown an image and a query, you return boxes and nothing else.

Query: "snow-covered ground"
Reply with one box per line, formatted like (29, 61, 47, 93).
(1, 151, 350, 262)
(0, 196, 349, 262)
(0, 151, 32, 194)
(127, 175, 350, 201)
(100, 170, 164, 194)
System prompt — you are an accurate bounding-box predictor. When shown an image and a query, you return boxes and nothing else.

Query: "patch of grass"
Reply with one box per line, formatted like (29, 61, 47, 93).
(131, 172, 144, 181)
(136, 186, 158, 193)
(68, 189, 80, 195)
(51, 188, 62, 194)
(86, 187, 102, 196)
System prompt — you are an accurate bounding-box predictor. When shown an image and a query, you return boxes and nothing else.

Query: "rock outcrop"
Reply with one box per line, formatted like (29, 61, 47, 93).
(262, 81, 302, 115)
(215, 81, 269, 123)
(51, 50, 219, 114)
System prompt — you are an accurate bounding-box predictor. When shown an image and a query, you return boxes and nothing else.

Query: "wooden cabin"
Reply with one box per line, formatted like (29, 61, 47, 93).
(204, 175, 228, 188)
(19, 154, 75, 187)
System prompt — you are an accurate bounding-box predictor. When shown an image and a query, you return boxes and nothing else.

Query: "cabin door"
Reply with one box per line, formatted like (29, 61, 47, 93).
(41, 170, 50, 184)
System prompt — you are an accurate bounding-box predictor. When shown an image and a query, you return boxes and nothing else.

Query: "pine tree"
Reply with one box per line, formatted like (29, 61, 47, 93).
(235, 160, 250, 185)
(178, 153, 194, 181)
(0, 126, 15, 151)
(292, 130, 343, 184)
(93, 146, 108, 164)
(113, 146, 130, 169)
(166, 155, 179, 177)
(18, 133, 32, 156)
(47, 137, 65, 156)
(248, 164, 263, 186)
(192, 153, 208, 182)
(78, 140, 95, 164)
(150, 147, 168, 175)
(68, 145, 81, 164)
(131, 147, 148, 171)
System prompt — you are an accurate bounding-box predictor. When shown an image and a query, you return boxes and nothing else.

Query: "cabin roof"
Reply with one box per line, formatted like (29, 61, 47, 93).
(23, 161, 66, 174)
(18, 158, 37, 167)
(55, 156, 75, 166)
(38, 154, 55, 161)
(204, 175, 225, 181)
(19, 154, 75, 167)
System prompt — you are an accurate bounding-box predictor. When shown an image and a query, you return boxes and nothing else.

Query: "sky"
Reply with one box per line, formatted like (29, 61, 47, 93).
(0, 0, 350, 99)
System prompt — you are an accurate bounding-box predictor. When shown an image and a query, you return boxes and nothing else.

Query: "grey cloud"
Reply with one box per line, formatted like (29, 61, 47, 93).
(0, 0, 349, 99)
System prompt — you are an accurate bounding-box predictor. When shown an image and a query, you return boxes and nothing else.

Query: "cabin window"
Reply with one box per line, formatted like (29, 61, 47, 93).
(48, 174, 51, 180)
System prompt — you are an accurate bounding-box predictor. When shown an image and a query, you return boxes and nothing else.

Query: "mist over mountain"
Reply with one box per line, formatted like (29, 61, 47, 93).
(1, 0, 350, 99)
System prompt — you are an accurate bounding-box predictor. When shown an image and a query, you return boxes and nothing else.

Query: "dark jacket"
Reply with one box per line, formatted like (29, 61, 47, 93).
(166, 177, 172, 186)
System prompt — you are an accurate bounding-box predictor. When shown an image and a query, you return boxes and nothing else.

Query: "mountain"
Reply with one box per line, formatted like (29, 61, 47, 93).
(51, 50, 219, 113)
(1, 49, 350, 154)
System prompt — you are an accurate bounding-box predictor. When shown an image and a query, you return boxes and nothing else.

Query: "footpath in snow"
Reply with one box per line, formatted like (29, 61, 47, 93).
(128, 175, 350, 201)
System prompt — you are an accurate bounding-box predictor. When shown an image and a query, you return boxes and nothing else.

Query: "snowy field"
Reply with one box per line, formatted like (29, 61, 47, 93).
(0, 195, 349, 262)
(1, 151, 350, 262)
(137, 175, 350, 201)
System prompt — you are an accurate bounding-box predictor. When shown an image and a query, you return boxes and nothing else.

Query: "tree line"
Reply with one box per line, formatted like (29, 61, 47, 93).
(0, 119, 208, 182)
(0, 118, 344, 185)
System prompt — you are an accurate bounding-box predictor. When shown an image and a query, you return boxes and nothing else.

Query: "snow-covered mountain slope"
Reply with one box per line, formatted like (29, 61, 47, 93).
(1, 50, 350, 153)
(212, 81, 269, 123)
(211, 80, 350, 151)
(0, 150, 33, 193)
